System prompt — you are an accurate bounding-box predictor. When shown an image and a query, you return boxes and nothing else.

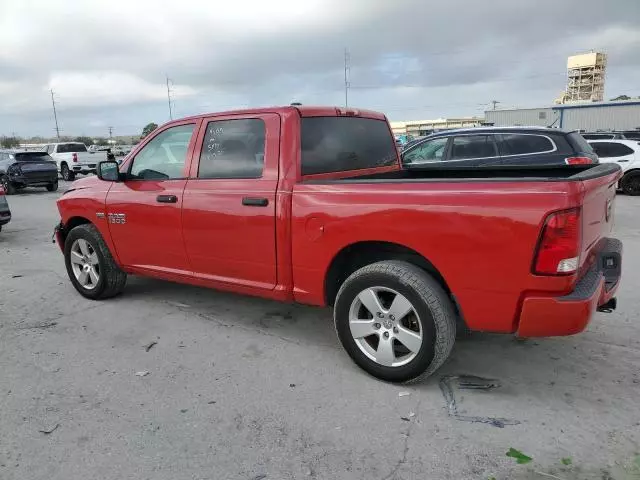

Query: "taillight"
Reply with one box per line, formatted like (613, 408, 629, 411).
(533, 208, 581, 275)
(72, 153, 78, 163)
(565, 156, 593, 165)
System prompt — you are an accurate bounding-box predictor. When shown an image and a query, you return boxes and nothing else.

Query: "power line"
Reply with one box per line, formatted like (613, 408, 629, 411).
(166, 75, 173, 120)
(50, 89, 60, 140)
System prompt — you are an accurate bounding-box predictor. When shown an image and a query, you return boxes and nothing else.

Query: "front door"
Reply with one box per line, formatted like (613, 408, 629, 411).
(106, 121, 198, 275)
(181, 113, 280, 291)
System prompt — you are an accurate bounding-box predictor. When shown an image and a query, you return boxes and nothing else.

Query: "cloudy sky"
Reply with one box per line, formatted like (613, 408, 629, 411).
(1, 0, 639, 138)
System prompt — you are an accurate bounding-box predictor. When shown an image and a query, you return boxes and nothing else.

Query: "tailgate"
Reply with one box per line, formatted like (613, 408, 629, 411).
(77, 153, 102, 166)
(577, 165, 622, 271)
(17, 161, 57, 173)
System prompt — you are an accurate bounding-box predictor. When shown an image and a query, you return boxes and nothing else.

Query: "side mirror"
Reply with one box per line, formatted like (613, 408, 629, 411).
(97, 161, 122, 182)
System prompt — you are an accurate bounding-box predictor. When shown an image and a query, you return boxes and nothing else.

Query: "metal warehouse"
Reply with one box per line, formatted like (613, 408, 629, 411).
(484, 100, 640, 131)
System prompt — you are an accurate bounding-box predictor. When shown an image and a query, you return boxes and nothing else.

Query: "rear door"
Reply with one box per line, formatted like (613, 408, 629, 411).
(106, 121, 198, 275)
(446, 134, 499, 166)
(181, 113, 280, 291)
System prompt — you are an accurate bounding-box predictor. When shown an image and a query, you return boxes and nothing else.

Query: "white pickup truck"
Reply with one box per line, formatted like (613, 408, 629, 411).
(45, 142, 109, 181)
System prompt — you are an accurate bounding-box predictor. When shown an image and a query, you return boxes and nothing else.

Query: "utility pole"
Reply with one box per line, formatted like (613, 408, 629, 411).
(108, 126, 114, 145)
(50, 89, 61, 140)
(344, 48, 350, 108)
(166, 75, 173, 120)
(491, 100, 500, 111)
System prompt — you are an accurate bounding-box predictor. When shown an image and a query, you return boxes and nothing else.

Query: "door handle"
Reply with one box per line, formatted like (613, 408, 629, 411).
(157, 194, 178, 203)
(242, 197, 269, 207)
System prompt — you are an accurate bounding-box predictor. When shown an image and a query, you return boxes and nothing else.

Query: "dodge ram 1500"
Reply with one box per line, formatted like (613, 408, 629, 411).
(54, 106, 623, 382)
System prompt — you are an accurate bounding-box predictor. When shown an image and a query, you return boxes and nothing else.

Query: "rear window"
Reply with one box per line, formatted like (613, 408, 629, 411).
(13, 152, 53, 162)
(499, 134, 554, 155)
(582, 134, 614, 140)
(301, 117, 397, 175)
(568, 132, 594, 154)
(57, 143, 87, 153)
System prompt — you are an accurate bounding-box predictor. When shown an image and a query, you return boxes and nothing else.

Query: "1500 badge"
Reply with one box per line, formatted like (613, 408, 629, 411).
(107, 213, 126, 225)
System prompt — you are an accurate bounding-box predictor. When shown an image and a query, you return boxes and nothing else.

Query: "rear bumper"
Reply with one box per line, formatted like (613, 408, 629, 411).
(517, 238, 622, 337)
(0, 209, 11, 226)
(72, 164, 96, 173)
(10, 172, 58, 186)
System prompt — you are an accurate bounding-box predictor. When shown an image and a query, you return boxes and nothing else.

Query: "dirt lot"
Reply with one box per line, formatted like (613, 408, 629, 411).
(1, 183, 639, 480)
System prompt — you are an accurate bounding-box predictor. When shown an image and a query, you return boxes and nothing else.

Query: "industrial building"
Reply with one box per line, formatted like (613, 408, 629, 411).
(556, 52, 607, 104)
(390, 117, 484, 136)
(484, 100, 640, 131)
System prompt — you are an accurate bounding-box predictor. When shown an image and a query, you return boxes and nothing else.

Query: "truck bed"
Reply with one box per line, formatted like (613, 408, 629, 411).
(305, 163, 619, 183)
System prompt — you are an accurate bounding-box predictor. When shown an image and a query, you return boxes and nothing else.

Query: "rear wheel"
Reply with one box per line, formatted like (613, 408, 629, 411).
(621, 172, 640, 196)
(60, 163, 75, 181)
(64, 224, 127, 300)
(46, 180, 59, 192)
(0, 176, 15, 195)
(334, 260, 456, 383)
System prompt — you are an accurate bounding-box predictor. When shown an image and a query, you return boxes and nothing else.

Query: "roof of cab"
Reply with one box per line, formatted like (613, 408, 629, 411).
(166, 105, 388, 125)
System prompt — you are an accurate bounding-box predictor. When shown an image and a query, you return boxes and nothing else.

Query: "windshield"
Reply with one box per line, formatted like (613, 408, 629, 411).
(57, 143, 87, 153)
(13, 152, 54, 162)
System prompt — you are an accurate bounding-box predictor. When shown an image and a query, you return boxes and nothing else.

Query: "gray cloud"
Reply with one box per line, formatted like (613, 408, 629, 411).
(1, 0, 638, 136)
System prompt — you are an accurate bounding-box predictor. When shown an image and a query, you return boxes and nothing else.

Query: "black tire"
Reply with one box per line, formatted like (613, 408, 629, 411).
(46, 180, 59, 192)
(64, 224, 127, 300)
(334, 260, 456, 383)
(60, 163, 75, 181)
(621, 172, 640, 196)
(1, 176, 15, 195)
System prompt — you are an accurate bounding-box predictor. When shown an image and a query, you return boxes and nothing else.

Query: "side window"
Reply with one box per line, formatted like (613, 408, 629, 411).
(198, 119, 265, 179)
(609, 143, 634, 157)
(450, 135, 496, 160)
(500, 134, 554, 155)
(402, 137, 448, 165)
(130, 124, 195, 180)
(593, 142, 634, 158)
(591, 143, 612, 157)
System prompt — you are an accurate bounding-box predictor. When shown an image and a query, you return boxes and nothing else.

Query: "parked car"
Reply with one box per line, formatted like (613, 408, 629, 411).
(0, 184, 11, 231)
(54, 106, 622, 382)
(582, 131, 640, 141)
(0, 150, 59, 194)
(588, 139, 640, 195)
(401, 127, 598, 168)
(45, 142, 109, 181)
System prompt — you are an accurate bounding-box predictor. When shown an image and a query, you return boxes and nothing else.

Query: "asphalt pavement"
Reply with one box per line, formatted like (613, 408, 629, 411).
(1, 182, 639, 480)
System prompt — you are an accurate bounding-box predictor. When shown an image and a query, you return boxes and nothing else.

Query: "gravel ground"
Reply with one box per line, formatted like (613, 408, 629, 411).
(1, 182, 639, 480)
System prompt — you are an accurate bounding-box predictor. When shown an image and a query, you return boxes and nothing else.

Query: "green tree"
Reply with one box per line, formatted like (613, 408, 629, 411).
(141, 122, 158, 138)
(610, 95, 631, 101)
(74, 136, 94, 146)
(1, 136, 20, 148)
(94, 137, 109, 146)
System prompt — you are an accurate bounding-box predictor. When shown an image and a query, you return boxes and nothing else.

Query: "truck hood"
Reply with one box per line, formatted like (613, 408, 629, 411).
(65, 175, 102, 192)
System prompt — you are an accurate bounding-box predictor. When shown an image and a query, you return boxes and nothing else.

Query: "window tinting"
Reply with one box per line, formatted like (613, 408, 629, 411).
(591, 142, 634, 158)
(130, 124, 195, 180)
(402, 137, 448, 165)
(622, 131, 640, 141)
(450, 135, 496, 160)
(198, 119, 265, 179)
(57, 143, 88, 153)
(301, 117, 397, 175)
(499, 134, 554, 155)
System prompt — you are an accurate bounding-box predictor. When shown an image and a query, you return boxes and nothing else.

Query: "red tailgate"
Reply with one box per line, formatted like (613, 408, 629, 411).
(578, 167, 622, 272)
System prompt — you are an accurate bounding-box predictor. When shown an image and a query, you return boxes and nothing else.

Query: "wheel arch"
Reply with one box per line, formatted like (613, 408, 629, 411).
(60, 216, 93, 245)
(324, 241, 453, 307)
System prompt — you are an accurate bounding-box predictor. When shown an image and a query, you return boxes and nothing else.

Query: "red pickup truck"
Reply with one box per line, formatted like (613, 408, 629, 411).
(55, 106, 623, 382)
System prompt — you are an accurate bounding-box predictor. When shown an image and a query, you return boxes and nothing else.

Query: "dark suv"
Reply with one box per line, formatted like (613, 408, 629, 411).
(0, 150, 59, 194)
(401, 127, 598, 168)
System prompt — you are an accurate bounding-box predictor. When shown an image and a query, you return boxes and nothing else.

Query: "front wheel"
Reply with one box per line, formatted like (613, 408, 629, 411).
(64, 224, 127, 300)
(334, 261, 456, 383)
(60, 163, 75, 181)
(46, 180, 59, 192)
(621, 172, 640, 196)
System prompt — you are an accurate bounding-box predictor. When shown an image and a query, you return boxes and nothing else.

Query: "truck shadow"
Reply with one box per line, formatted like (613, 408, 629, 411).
(122, 277, 635, 391)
